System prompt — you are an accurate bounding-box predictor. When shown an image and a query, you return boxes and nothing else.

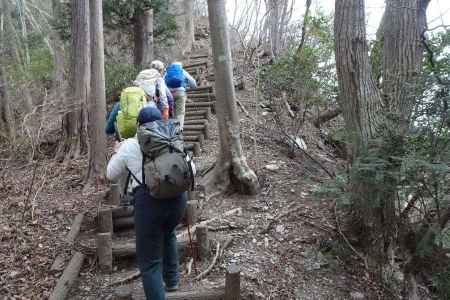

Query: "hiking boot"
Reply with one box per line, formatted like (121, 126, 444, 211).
(165, 284, 179, 292)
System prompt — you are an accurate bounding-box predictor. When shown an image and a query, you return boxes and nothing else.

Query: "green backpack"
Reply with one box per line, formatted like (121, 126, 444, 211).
(116, 87, 147, 139)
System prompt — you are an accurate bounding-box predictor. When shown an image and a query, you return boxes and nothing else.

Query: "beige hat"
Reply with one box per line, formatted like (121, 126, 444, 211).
(151, 60, 165, 73)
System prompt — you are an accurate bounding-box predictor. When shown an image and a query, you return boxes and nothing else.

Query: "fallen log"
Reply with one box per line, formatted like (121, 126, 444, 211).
(65, 213, 84, 246)
(49, 251, 85, 300)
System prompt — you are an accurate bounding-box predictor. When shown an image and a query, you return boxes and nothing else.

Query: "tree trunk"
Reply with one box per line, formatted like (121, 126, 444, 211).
(0, 0, 14, 141)
(51, 0, 65, 91)
(85, 0, 107, 187)
(334, 0, 391, 277)
(334, 0, 429, 285)
(183, 0, 195, 56)
(60, 0, 90, 159)
(382, 0, 429, 134)
(205, 0, 259, 195)
(0, 66, 15, 142)
(133, 10, 154, 70)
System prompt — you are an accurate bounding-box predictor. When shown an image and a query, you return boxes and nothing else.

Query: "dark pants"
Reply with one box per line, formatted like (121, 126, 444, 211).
(133, 186, 187, 300)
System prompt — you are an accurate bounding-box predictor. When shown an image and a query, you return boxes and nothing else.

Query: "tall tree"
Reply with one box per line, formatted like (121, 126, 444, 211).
(60, 0, 90, 158)
(334, 0, 429, 284)
(133, 9, 154, 69)
(0, 0, 15, 142)
(205, 0, 259, 195)
(86, 0, 107, 186)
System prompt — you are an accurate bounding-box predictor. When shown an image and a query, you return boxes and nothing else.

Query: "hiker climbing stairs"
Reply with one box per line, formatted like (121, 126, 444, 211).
(50, 54, 242, 299)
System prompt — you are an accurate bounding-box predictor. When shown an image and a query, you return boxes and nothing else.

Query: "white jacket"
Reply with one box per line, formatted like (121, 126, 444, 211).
(106, 137, 143, 189)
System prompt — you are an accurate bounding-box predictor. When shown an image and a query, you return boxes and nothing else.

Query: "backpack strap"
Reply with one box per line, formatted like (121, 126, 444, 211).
(123, 170, 132, 195)
(125, 166, 143, 187)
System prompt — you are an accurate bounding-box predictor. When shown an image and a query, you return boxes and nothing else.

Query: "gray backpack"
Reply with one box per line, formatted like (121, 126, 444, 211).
(135, 119, 194, 199)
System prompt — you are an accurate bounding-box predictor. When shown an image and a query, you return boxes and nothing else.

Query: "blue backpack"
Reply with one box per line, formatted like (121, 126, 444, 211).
(165, 64, 185, 89)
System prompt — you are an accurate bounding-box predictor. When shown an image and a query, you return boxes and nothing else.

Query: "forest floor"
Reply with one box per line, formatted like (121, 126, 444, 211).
(0, 79, 391, 299)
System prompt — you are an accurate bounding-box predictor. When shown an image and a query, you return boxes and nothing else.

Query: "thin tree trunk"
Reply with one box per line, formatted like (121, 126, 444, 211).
(0, 66, 15, 141)
(85, 0, 107, 187)
(60, 0, 90, 159)
(0, 0, 15, 142)
(52, 0, 65, 91)
(205, 0, 259, 195)
(133, 10, 153, 69)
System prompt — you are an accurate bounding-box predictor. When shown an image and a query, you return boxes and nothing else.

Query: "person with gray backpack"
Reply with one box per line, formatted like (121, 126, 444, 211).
(106, 106, 195, 300)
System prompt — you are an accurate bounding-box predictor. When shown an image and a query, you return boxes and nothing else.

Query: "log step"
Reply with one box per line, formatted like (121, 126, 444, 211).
(110, 240, 192, 259)
(184, 119, 208, 126)
(114, 285, 225, 300)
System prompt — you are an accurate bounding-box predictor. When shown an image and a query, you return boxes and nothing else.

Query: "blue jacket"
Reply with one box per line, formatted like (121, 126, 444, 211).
(105, 102, 121, 135)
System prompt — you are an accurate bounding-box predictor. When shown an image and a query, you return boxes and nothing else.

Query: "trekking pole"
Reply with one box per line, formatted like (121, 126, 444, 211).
(187, 222, 198, 275)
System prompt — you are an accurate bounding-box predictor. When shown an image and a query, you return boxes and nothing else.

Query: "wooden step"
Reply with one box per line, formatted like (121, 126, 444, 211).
(114, 285, 225, 300)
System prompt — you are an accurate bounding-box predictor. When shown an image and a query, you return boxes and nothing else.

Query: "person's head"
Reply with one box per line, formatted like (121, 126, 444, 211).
(151, 60, 165, 74)
(137, 106, 162, 125)
(172, 61, 183, 68)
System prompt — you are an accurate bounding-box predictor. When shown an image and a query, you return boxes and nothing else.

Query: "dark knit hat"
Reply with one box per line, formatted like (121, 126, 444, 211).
(137, 106, 162, 125)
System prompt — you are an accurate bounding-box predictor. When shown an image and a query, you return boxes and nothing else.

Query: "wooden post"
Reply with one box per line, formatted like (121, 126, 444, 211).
(185, 200, 199, 225)
(109, 183, 120, 205)
(196, 225, 210, 259)
(97, 232, 112, 273)
(49, 252, 85, 300)
(225, 264, 240, 300)
(98, 209, 113, 234)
